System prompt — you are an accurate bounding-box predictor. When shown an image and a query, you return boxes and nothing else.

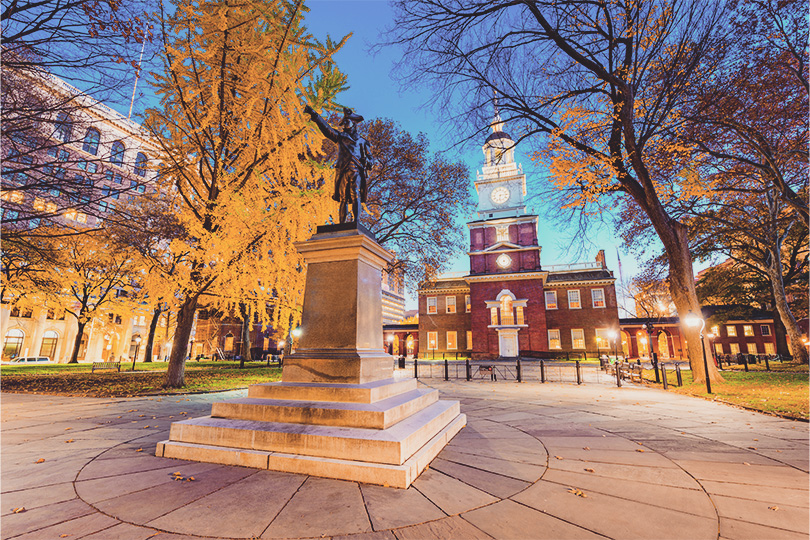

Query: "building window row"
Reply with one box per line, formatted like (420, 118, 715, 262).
(426, 294, 472, 315)
(547, 328, 614, 350)
(50, 115, 150, 173)
(711, 324, 772, 338)
(426, 331, 472, 351)
(545, 289, 606, 310)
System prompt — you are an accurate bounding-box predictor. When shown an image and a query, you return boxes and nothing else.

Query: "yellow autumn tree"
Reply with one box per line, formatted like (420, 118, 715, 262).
(146, 0, 348, 387)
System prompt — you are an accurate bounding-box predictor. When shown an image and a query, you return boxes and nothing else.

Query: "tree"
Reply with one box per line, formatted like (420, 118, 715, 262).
(388, 0, 726, 382)
(318, 117, 473, 287)
(146, 0, 348, 387)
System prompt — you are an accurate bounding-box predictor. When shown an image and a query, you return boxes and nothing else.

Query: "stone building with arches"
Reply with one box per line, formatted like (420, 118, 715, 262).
(417, 112, 620, 359)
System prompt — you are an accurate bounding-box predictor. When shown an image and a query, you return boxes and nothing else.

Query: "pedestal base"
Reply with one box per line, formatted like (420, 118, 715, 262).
(157, 376, 465, 488)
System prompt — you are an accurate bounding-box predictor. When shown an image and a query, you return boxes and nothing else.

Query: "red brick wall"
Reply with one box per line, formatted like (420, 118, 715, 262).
(544, 283, 620, 351)
(418, 291, 472, 355)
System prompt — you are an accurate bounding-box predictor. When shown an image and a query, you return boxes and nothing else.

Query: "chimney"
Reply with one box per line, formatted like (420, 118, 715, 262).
(595, 249, 607, 269)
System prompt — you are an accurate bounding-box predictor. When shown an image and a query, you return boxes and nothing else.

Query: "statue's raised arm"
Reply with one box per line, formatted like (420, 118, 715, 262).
(304, 105, 371, 224)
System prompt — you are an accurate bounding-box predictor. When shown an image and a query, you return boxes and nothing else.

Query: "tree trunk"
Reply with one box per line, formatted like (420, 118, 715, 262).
(164, 296, 199, 388)
(764, 246, 808, 364)
(772, 307, 791, 356)
(143, 305, 162, 363)
(239, 302, 252, 368)
(68, 319, 88, 364)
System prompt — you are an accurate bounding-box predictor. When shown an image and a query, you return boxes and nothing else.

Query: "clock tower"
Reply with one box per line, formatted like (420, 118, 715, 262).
(466, 111, 547, 358)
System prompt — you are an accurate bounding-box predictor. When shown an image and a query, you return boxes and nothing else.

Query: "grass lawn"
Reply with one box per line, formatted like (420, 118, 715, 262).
(643, 365, 809, 420)
(0, 361, 282, 397)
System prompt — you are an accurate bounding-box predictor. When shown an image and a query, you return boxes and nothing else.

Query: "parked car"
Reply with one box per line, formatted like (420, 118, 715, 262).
(0, 356, 53, 366)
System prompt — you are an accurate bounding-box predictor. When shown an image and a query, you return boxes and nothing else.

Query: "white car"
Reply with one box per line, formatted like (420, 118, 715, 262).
(1, 356, 53, 366)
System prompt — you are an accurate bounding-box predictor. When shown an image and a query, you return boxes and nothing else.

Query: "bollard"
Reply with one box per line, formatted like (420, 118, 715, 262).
(516, 357, 522, 383)
(540, 360, 546, 383)
(652, 352, 660, 383)
(466, 358, 471, 381)
(615, 362, 622, 387)
(637, 358, 641, 366)
(743, 354, 749, 372)
(661, 364, 668, 390)
(414, 358, 418, 379)
(764, 355, 770, 371)
(676, 364, 683, 386)
(444, 359, 449, 381)
(576, 360, 582, 385)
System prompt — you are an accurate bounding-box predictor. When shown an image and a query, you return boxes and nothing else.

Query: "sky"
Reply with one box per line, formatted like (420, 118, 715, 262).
(117, 0, 654, 315)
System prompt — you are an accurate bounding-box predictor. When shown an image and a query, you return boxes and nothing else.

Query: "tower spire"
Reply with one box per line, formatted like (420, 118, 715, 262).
(491, 90, 504, 133)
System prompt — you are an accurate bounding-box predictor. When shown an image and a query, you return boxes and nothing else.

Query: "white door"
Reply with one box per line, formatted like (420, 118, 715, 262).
(499, 331, 519, 357)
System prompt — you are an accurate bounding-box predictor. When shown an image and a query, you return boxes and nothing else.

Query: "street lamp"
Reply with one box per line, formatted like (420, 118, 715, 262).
(131, 335, 142, 372)
(684, 311, 712, 394)
(290, 327, 302, 354)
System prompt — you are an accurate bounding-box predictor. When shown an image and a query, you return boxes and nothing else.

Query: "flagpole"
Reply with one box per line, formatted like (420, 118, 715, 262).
(128, 39, 146, 120)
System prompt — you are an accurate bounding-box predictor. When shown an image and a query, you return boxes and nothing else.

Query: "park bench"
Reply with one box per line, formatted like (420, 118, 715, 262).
(625, 363, 643, 383)
(91, 361, 121, 373)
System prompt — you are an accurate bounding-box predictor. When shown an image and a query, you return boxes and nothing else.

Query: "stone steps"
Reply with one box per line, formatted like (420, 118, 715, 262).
(247, 377, 417, 403)
(211, 388, 438, 429)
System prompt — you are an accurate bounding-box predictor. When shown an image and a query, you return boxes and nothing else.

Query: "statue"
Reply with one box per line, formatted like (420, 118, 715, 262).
(304, 105, 372, 224)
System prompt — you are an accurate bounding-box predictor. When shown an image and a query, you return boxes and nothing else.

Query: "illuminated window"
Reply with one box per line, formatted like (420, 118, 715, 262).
(544, 290, 557, 309)
(548, 329, 561, 349)
(500, 296, 514, 325)
(466, 331, 472, 350)
(64, 209, 77, 221)
(2, 191, 24, 203)
(427, 331, 437, 350)
(764, 343, 775, 355)
(465, 295, 471, 313)
(747, 343, 758, 355)
(83, 128, 101, 155)
(568, 290, 581, 309)
(446, 296, 456, 314)
(426, 296, 437, 314)
(447, 331, 457, 350)
(591, 288, 605, 308)
(45, 202, 57, 213)
(595, 328, 610, 349)
(729, 343, 740, 355)
(516, 306, 524, 325)
(76, 212, 87, 223)
(110, 141, 125, 166)
(490, 307, 498, 325)
(743, 325, 754, 337)
(224, 333, 234, 351)
(33, 197, 46, 210)
(571, 329, 585, 349)
(711, 325, 719, 336)
(714, 343, 723, 355)
(760, 325, 771, 336)
(726, 325, 737, 337)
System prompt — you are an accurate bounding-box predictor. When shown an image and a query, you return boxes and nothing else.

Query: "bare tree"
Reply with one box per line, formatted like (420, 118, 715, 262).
(387, 0, 727, 382)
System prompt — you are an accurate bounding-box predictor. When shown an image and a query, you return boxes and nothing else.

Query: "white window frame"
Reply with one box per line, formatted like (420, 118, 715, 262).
(591, 288, 606, 308)
(427, 296, 437, 315)
(746, 342, 758, 355)
(571, 328, 585, 349)
(595, 328, 610, 349)
(743, 325, 754, 337)
(764, 342, 775, 355)
(714, 343, 723, 355)
(726, 325, 737, 337)
(760, 325, 771, 336)
(515, 306, 524, 325)
(446, 296, 456, 314)
(729, 343, 740, 355)
(568, 289, 581, 309)
(548, 329, 561, 349)
(466, 331, 472, 350)
(446, 331, 457, 350)
(544, 290, 558, 310)
(427, 331, 438, 350)
(465, 295, 471, 313)
(490, 307, 498, 325)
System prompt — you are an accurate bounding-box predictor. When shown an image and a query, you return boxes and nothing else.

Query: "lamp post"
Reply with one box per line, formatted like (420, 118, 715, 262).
(131, 336, 141, 372)
(685, 311, 712, 394)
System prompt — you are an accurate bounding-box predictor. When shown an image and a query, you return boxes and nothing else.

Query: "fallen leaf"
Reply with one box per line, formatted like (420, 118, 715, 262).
(12, 507, 25, 513)
(64, 428, 72, 431)
(567, 487, 587, 498)
(34, 458, 45, 464)
(636, 442, 643, 445)
(65, 439, 74, 443)
(636, 449, 645, 453)
(143, 425, 150, 429)
(554, 456, 563, 460)
(127, 409, 137, 412)
(743, 462, 751, 466)
(135, 448, 144, 452)
(748, 447, 757, 450)
(583, 446, 590, 450)
(584, 468, 595, 473)
(189, 476, 195, 481)
(768, 506, 779, 511)
(60, 535, 70, 538)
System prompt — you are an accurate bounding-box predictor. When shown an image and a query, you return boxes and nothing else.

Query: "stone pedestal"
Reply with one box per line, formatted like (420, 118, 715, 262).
(157, 226, 465, 488)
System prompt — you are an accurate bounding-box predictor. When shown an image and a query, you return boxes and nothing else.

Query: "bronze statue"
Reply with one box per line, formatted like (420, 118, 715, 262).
(304, 105, 372, 224)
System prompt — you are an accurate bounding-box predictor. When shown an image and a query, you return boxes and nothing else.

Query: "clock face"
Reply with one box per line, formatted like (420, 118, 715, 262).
(496, 253, 512, 269)
(490, 186, 510, 204)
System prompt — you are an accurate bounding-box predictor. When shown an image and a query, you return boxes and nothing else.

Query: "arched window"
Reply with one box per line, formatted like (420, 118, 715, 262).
(658, 332, 670, 359)
(39, 330, 59, 359)
(3, 329, 25, 359)
(82, 128, 100, 155)
(224, 332, 234, 351)
(134, 152, 148, 176)
(110, 141, 125, 166)
(54, 112, 73, 142)
(500, 296, 514, 325)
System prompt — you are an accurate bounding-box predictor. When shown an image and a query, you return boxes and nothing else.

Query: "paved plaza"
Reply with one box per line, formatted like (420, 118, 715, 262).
(1, 379, 808, 539)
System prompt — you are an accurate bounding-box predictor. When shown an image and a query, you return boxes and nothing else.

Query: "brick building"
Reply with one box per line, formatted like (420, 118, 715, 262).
(417, 112, 620, 359)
